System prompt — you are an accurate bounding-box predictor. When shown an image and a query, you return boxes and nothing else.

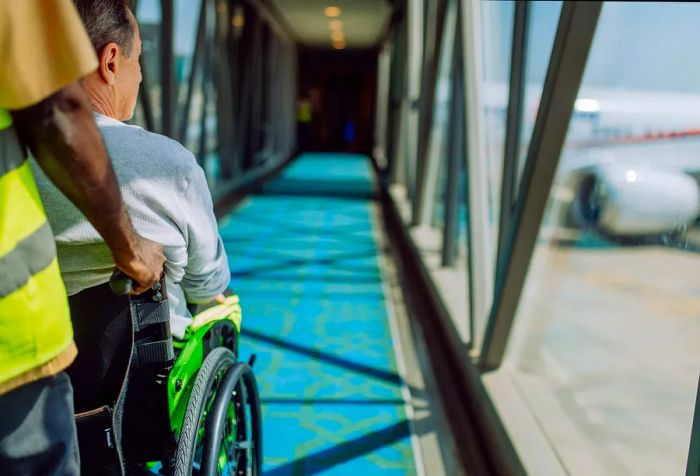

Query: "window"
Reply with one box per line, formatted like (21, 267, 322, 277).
(134, 0, 162, 130)
(518, 1, 562, 181)
(503, 3, 700, 473)
(480, 0, 514, 264)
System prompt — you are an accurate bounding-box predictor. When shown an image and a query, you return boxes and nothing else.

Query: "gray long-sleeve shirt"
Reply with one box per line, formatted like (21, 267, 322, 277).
(31, 113, 230, 338)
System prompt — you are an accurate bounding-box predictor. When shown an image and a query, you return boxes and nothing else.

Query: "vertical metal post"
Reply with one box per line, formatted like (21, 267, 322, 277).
(227, 1, 242, 172)
(233, 4, 253, 171)
(442, 4, 463, 268)
(374, 39, 393, 170)
(179, 0, 208, 144)
(412, 0, 443, 224)
(198, 25, 212, 167)
(250, 20, 264, 159)
(480, 2, 602, 370)
(461, 0, 494, 353)
(415, 0, 456, 228)
(237, 14, 261, 169)
(215, 0, 236, 179)
(138, 57, 156, 131)
(265, 35, 278, 158)
(132, 0, 155, 131)
(688, 376, 700, 476)
(388, 17, 407, 185)
(404, 0, 424, 201)
(496, 1, 529, 277)
(160, 0, 175, 137)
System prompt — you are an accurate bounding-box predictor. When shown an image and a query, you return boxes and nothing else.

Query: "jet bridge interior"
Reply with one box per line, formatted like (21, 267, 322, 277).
(122, 0, 700, 474)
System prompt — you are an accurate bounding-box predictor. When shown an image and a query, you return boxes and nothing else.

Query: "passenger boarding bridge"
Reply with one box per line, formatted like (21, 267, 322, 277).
(122, 0, 700, 474)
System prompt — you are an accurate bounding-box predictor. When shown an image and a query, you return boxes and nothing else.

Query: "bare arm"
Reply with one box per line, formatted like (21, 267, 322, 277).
(12, 81, 165, 293)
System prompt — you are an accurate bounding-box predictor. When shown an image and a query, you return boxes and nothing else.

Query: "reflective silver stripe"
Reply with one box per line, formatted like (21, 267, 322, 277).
(0, 222, 56, 298)
(0, 126, 27, 177)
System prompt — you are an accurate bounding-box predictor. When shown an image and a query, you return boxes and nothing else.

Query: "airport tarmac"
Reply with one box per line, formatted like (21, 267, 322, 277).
(393, 181, 698, 475)
(507, 242, 700, 475)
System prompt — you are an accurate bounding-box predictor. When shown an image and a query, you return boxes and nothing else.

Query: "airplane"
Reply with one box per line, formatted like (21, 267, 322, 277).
(471, 82, 700, 246)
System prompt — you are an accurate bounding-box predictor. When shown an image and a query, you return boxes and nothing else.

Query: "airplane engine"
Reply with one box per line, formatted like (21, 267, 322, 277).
(571, 164, 700, 236)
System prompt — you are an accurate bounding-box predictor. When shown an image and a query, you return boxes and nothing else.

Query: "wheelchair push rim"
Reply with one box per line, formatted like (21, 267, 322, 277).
(172, 347, 262, 476)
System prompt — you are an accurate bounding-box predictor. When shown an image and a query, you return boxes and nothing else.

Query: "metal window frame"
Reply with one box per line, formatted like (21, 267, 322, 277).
(412, 0, 446, 225)
(388, 14, 408, 185)
(132, 0, 156, 132)
(215, 0, 236, 179)
(197, 22, 212, 166)
(138, 56, 157, 132)
(460, 0, 494, 354)
(403, 0, 424, 201)
(160, 0, 176, 137)
(441, 0, 464, 268)
(413, 0, 455, 228)
(233, 3, 256, 170)
(480, 1, 603, 370)
(178, 0, 208, 145)
(688, 376, 700, 476)
(134, 0, 296, 193)
(373, 37, 393, 170)
(496, 1, 529, 276)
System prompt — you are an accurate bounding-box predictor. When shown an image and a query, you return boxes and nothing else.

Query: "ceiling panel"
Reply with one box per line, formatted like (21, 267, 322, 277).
(270, 0, 392, 49)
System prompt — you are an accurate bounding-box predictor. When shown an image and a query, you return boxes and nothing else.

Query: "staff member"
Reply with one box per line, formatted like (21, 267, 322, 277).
(0, 1, 165, 474)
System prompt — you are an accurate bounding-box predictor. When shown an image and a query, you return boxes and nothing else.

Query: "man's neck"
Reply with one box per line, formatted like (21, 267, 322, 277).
(83, 81, 120, 120)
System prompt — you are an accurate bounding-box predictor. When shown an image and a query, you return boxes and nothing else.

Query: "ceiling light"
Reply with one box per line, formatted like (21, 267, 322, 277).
(232, 14, 245, 28)
(325, 6, 341, 17)
(328, 19, 343, 30)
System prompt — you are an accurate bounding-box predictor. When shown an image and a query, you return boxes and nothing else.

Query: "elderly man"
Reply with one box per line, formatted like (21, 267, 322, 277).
(32, 0, 230, 338)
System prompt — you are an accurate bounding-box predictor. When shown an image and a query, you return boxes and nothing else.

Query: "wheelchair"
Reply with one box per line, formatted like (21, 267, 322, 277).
(66, 274, 262, 475)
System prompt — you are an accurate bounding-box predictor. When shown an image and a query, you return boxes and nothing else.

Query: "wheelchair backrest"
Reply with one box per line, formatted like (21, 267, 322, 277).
(67, 278, 175, 475)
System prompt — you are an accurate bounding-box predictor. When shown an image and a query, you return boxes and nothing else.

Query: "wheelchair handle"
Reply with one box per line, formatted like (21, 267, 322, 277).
(109, 271, 134, 295)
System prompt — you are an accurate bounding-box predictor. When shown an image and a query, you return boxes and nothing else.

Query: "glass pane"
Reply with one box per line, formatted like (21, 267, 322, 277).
(203, 78, 220, 186)
(174, 0, 202, 131)
(135, 0, 162, 129)
(429, 36, 455, 229)
(480, 0, 514, 258)
(504, 3, 700, 474)
(518, 1, 562, 179)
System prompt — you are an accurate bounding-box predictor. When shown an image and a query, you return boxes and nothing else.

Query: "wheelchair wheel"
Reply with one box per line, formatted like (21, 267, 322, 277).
(172, 347, 262, 476)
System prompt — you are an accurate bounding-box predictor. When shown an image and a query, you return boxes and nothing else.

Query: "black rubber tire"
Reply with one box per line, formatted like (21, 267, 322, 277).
(240, 365, 262, 476)
(200, 363, 262, 476)
(172, 347, 236, 476)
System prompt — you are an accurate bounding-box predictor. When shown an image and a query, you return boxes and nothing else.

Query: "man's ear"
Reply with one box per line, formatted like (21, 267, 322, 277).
(97, 42, 121, 86)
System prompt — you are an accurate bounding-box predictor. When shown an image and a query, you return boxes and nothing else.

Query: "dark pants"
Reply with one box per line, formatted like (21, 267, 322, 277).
(0, 372, 80, 475)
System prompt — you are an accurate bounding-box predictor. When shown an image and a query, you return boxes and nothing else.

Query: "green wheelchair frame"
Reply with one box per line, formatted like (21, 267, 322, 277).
(68, 278, 262, 476)
(167, 295, 262, 475)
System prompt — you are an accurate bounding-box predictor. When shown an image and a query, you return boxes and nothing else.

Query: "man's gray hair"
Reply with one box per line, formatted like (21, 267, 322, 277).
(74, 0, 135, 57)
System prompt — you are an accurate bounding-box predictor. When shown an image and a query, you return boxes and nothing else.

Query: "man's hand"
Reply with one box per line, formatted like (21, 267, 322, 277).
(113, 234, 166, 294)
(213, 294, 227, 304)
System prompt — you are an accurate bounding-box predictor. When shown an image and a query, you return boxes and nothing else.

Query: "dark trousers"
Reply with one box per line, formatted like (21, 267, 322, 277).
(0, 372, 80, 475)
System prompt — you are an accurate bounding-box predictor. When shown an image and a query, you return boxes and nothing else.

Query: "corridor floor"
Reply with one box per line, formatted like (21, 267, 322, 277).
(218, 154, 419, 475)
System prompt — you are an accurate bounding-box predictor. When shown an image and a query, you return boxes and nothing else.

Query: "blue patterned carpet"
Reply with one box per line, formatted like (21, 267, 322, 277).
(218, 154, 418, 475)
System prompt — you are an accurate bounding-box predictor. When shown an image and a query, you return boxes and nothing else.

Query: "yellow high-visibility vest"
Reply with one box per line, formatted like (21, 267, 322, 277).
(0, 107, 73, 386)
